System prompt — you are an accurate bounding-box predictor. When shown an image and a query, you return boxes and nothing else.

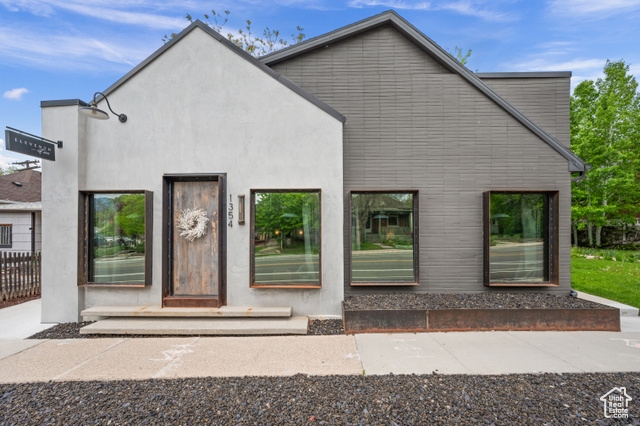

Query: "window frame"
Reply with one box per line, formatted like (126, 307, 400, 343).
(483, 190, 559, 287)
(250, 189, 322, 289)
(0, 224, 12, 248)
(349, 190, 419, 287)
(79, 190, 153, 287)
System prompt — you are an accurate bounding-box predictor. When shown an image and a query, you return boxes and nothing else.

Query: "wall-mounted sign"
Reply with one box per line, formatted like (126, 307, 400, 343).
(4, 128, 61, 161)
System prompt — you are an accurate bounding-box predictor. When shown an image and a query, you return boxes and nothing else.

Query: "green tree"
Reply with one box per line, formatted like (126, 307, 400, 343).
(116, 194, 146, 241)
(164, 10, 306, 57)
(571, 60, 640, 246)
(255, 193, 319, 250)
(450, 46, 472, 66)
(0, 166, 17, 176)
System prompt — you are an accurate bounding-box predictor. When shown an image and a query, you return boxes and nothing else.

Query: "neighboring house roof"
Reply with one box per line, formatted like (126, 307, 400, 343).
(0, 201, 41, 212)
(42, 20, 345, 124)
(0, 170, 41, 203)
(261, 10, 586, 172)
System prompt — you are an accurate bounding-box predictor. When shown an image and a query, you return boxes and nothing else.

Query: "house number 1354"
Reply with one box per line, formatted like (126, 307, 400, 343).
(228, 194, 234, 228)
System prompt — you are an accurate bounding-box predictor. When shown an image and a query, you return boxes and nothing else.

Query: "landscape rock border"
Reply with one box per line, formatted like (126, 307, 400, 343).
(28, 319, 344, 339)
(0, 372, 637, 424)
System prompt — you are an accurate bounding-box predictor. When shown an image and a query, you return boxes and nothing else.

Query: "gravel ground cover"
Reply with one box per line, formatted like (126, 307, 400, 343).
(344, 293, 608, 310)
(28, 319, 344, 339)
(0, 373, 637, 424)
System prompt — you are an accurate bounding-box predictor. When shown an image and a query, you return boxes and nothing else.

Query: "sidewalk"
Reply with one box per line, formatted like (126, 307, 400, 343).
(0, 298, 639, 383)
(0, 298, 55, 339)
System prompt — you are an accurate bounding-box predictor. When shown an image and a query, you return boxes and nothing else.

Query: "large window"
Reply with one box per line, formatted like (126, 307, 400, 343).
(81, 191, 152, 286)
(251, 190, 321, 288)
(0, 224, 12, 248)
(484, 191, 558, 286)
(350, 191, 418, 285)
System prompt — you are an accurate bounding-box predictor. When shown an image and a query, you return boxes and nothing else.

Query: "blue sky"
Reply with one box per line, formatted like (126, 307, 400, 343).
(1, 0, 639, 168)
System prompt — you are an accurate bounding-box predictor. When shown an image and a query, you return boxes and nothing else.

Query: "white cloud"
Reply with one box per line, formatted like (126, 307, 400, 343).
(0, 144, 16, 170)
(347, 0, 518, 22)
(532, 41, 576, 55)
(45, 0, 185, 30)
(0, 0, 55, 15)
(503, 57, 606, 92)
(549, 0, 640, 17)
(1, 0, 186, 30)
(507, 58, 604, 72)
(0, 26, 151, 71)
(2, 87, 29, 100)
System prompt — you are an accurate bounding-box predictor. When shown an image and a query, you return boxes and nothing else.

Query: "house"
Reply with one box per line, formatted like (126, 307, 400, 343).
(0, 170, 41, 254)
(40, 11, 585, 322)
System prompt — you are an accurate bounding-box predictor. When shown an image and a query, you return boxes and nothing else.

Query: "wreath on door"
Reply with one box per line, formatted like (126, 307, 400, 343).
(176, 208, 209, 241)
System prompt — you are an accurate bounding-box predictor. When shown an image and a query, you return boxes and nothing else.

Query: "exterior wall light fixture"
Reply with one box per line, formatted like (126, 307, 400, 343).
(79, 92, 127, 123)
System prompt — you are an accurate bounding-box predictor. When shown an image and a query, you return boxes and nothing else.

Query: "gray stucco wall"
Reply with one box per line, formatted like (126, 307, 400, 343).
(271, 25, 572, 295)
(42, 27, 344, 322)
(480, 77, 571, 147)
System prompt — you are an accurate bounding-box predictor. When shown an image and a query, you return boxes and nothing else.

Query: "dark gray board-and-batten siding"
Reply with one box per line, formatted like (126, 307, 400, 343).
(270, 24, 572, 295)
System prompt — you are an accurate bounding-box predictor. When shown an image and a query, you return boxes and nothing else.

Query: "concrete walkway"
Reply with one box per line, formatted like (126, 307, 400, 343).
(0, 297, 639, 382)
(0, 299, 55, 339)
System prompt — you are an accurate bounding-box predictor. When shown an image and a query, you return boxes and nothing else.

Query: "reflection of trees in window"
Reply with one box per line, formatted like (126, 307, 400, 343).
(489, 194, 544, 244)
(351, 193, 413, 250)
(254, 192, 319, 254)
(252, 191, 320, 287)
(350, 192, 416, 284)
(90, 193, 146, 284)
(94, 194, 146, 254)
(489, 193, 547, 283)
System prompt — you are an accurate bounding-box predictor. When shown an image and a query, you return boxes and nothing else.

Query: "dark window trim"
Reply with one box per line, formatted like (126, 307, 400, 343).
(349, 190, 419, 287)
(79, 190, 153, 288)
(250, 189, 322, 289)
(483, 190, 559, 287)
(0, 224, 12, 248)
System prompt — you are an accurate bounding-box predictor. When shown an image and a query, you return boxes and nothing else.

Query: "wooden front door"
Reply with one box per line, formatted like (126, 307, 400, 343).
(164, 176, 224, 307)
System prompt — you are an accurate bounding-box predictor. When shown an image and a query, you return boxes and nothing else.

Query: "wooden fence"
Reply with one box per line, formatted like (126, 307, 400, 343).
(0, 252, 41, 301)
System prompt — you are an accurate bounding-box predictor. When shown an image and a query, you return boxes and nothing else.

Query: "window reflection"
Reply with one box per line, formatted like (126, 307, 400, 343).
(351, 193, 415, 283)
(489, 193, 547, 283)
(253, 191, 320, 286)
(89, 193, 146, 283)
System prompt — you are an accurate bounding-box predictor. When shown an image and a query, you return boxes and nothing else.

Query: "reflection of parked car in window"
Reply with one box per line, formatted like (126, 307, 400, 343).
(119, 236, 135, 246)
(94, 236, 108, 246)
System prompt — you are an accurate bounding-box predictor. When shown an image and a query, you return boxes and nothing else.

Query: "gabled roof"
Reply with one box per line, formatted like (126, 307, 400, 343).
(40, 21, 345, 123)
(261, 10, 585, 172)
(0, 170, 41, 203)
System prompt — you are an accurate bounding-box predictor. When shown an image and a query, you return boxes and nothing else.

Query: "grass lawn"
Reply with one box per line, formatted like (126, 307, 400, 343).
(571, 256, 640, 309)
(353, 242, 384, 251)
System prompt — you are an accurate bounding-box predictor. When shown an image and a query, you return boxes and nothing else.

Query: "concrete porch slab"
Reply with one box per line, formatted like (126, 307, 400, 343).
(81, 305, 293, 319)
(79, 316, 309, 335)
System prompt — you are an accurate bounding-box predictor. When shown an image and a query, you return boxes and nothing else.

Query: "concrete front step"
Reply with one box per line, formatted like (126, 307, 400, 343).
(81, 305, 292, 319)
(80, 316, 309, 335)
